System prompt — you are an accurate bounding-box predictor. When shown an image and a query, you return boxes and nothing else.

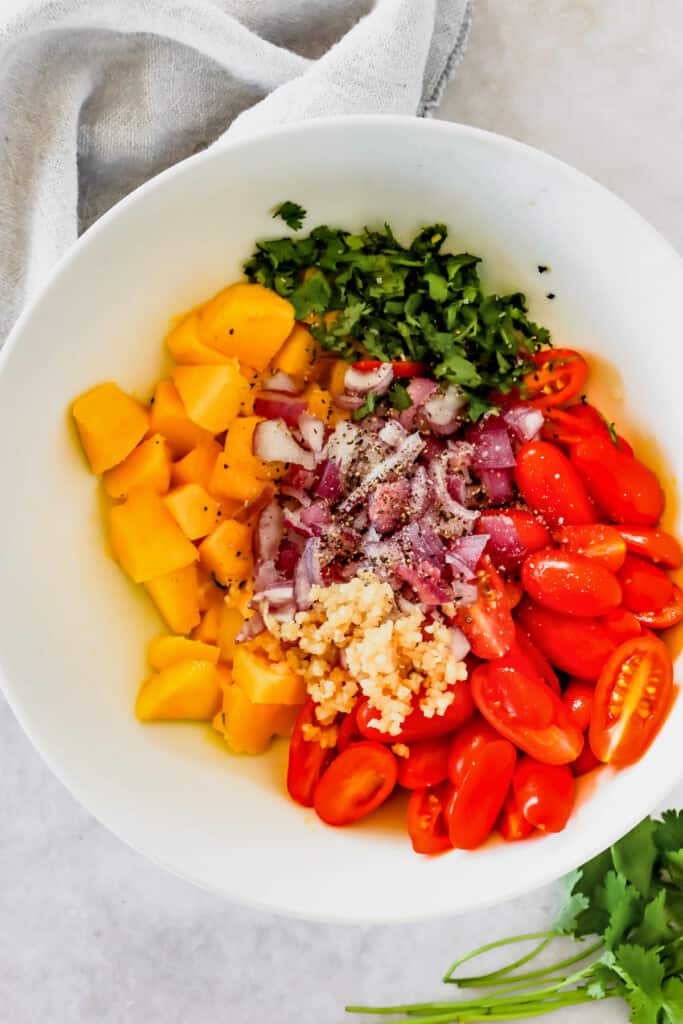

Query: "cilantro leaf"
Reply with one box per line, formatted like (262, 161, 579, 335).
(612, 818, 658, 897)
(655, 810, 683, 853)
(631, 889, 673, 949)
(608, 945, 666, 1024)
(388, 381, 412, 411)
(272, 200, 306, 230)
(662, 978, 683, 1023)
(352, 392, 378, 421)
(597, 871, 642, 950)
(555, 869, 590, 935)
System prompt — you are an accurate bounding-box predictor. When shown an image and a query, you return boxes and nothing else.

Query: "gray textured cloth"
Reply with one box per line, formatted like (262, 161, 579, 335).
(0, 0, 472, 340)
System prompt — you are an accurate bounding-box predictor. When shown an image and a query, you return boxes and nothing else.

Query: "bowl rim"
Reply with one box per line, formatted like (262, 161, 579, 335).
(2, 113, 683, 923)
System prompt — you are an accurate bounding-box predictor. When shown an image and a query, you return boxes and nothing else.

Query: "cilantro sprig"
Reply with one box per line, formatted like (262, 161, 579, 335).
(244, 222, 550, 421)
(347, 811, 683, 1022)
(272, 200, 306, 230)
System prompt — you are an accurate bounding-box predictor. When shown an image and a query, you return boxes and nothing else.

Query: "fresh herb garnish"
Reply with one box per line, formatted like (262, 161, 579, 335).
(388, 380, 412, 411)
(272, 201, 306, 231)
(352, 391, 378, 422)
(347, 811, 683, 1022)
(245, 223, 550, 421)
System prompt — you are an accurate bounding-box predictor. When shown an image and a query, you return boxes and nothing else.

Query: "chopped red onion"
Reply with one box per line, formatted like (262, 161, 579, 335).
(267, 601, 298, 622)
(408, 465, 433, 517)
(344, 363, 394, 396)
(253, 419, 315, 470)
(368, 479, 411, 534)
(288, 466, 317, 491)
(450, 578, 480, 606)
(466, 414, 516, 469)
(277, 538, 303, 577)
(279, 485, 312, 507)
(429, 456, 480, 523)
(323, 421, 361, 474)
(477, 511, 526, 567)
(447, 534, 489, 576)
(337, 432, 425, 515)
(503, 402, 544, 444)
(396, 560, 450, 607)
(334, 392, 365, 411)
(235, 611, 265, 642)
(378, 420, 408, 448)
(262, 371, 300, 394)
(407, 377, 437, 407)
(449, 626, 471, 661)
(257, 584, 296, 607)
(254, 393, 307, 427)
(304, 536, 323, 585)
(299, 500, 332, 536)
(252, 558, 282, 593)
(254, 501, 284, 562)
(298, 411, 325, 453)
(398, 405, 417, 430)
(421, 385, 467, 435)
(294, 537, 323, 610)
(479, 466, 516, 505)
(314, 459, 342, 501)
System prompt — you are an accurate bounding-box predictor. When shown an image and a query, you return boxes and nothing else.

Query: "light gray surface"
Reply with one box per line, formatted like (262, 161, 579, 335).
(3, 2, 683, 1021)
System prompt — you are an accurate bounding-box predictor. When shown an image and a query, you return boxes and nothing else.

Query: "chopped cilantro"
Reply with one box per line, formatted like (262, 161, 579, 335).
(245, 222, 550, 421)
(272, 200, 306, 230)
(387, 380, 412, 411)
(352, 391, 378, 421)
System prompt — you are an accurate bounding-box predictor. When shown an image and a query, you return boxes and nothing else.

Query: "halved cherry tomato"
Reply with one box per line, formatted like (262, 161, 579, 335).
(634, 584, 683, 629)
(397, 736, 451, 789)
(476, 508, 551, 572)
(287, 700, 335, 807)
(517, 599, 618, 680)
(406, 782, 452, 854)
(589, 635, 673, 766)
(542, 404, 634, 456)
(356, 681, 475, 743)
(512, 626, 561, 693)
(554, 523, 627, 572)
(571, 436, 665, 525)
(313, 742, 398, 825)
(505, 578, 523, 609)
(571, 737, 601, 777)
(498, 791, 535, 841)
(352, 360, 425, 377)
(617, 555, 674, 614)
(447, 718, 499, 786)
(521, 549, 622, 617)
(471, 662, 584, 764)
(337, 706, 359, 752)
(616, 526, 683, 570)
(563, 680, 595, 732)
(515, 441, 596, 528)
(445, 740, 517, 849)
(523, 349, 588, 410)
(602, 607, 643, 642)
(456, 554, 515, 659)
(512, 758, 575, 833)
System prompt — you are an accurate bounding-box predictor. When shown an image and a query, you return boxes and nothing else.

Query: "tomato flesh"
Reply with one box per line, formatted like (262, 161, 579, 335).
(589, 636, 673, 767)
(287, 700, 335, 807)
(397, 736, 451, 789)
(356, 680, 475, 743)
(616, 526, 683, 570)
(571, 436, 664, 525)
(522, 549, 622, 617)
(515, 441, 596, 528)
(456, 555, 515, 659)
(446, 740, 517, 849)
(634, 584, 683, 629)
(447, 719, 500, 786)
(554, 523, 627, 572)
(571, 739, 602, 777)
(407, 782, 452, 854)
(563, 680, 595, 732)
(512, 758, 575, 833)
(617, 554, 674, 614)
(471, 663, 584, 765)
(523, 349, 588, 410)
(517, 599, 618, 680)
(313, 742, 398, 825)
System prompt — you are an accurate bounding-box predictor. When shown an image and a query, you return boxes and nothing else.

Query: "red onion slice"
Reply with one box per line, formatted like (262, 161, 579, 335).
(298, 411, 325, 453)
(466, 414, 516, 469)
(477, 512, 526, 567)
(294, 537, 323, 610)
(334, 393, 365, 411)
(323, 421, 361, 474)
(254, 501, 284, 562)
(428, 456, 480, 523)
(421, 385, 467, 436)
(408, 464, 433, 517)
(396, 561, 450, 607)
(448, 534, 489, 575)
(378, 420, 408, 448)
(407, 377, 437, 407)
(277, 538, 303, 577)
(344, 363, 394, 396)
(299, 500, 332, 536)
(479, 466, 515, 505)
(451, 578, 480, 606)
(337, 432, 425, 515)
(262, 371, 300, 394)
(253, 419, 315, 470)
(252, 558, 282, 594)
(314, 459, 342, 501)
(279, 485, 312, 507)
(254, 393, 307, 427)
(368, 479, 411, 534)
(235, 610, 265, 642)
(503, 402, 544, 444)
(257, 584, 296, 607)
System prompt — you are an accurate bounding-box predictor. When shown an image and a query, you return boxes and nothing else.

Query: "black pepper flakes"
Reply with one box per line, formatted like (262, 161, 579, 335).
(538, 265, 549, 274)
(546, 293, 555, 300)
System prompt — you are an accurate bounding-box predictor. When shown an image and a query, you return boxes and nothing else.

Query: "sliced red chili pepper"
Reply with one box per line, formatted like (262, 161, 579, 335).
(352, 360, 425, 377)
(523, 349, 588, 410)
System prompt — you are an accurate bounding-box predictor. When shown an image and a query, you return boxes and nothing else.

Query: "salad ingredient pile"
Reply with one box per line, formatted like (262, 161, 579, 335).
(71, 213, 682, 855)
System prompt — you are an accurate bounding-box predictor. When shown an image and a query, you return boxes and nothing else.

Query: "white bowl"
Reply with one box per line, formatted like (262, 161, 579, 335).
(1, 116, 682, 923)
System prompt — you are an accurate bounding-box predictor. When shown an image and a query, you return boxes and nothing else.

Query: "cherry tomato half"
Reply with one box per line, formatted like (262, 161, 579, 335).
(356, 681, 475, 743)
(352, 360, 425, 377)
(515, 441, 596, 528)
(512, 758, 575, 833)
(616, 526, 683, 570)
(456, 554, 515, 660)
(446, 740, 517, 849)
(287, 700, 335, 807)
(471, 663, 584, 765)
(476, 508, 552, 572)
(498, 791, 535, 841)
(407, 782, 452, 854)
(512, 625, 561, 693)
(313, 742, 398, 826)
(563, 680, 595, 732)
(336, 706, 359, 752)
(522, 549, 622, 617)
(571, 436, 665, 526)
(543, 404, 633, 456)
(571, 737, 601, 777)
(447, 718, 499, 787)
(589, 635, 673, 767)
(554, 523, 627, 573)
(634, 585, 683, 630)
(523, 349, 589, 410)
(617, 555, 674, 614)
(602, 607, 643, 643)
(397, 736, 451, 789)
(517, 599, 618, 680)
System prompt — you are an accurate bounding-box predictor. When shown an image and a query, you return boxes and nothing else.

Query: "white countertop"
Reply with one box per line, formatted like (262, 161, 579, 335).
(3, 2, 683, 1022)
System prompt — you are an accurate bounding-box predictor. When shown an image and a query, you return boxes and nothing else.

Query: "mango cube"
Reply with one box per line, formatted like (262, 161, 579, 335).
(136, 660, 222, 721)
(199, 282, 294, 370)
(172, 362, 249, 434)
(171, 439, 222, 490)
(144, 564, 200, 634)
(271, 323, 318, 383)
(191, 601, 222, 644)
(215, 683, 299, 754)
(166, 311, 232, 365)
(103, 434, 171, 499)
(109, 487, 198, 583)
(72, 382, 149, 474)
(148, 635, 220, 671)
(198, 519, 252, 586)
(217, 604, 244, 664)
(163, 483, 220, 540)
(149, 380, 213, 457)
(232, 644, 306, 705)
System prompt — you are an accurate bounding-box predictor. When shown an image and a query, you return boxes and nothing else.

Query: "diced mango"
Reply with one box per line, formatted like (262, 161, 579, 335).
(103, 434, 171, 499)
(172, 362, 249, 434)
(136, 660, 222, 721)
(163, 483, 219, 540)
(214, 683, 299, 754)
(148, 635, 220, 670)
(238, 365, 260, 415)
(191, 601, 222, 644)
(109, 487, 198, 583)
(171, 439, 222, 489)
(72, 382, 149, 474)
(199, 283, 294, 370)
(144, 564, 200, 634)
(198, 519, 252, 586)
(217, 604, 244, 664)
(304, 383, 336, 426)
(223, 416, 285, 482)
(271, 323, 318, 383)
(224, 579, 253, 616)
(232, 644, 306, 705)
(166, 311, 232, 365)
(328, 359, 349, 397)
(196, 567, 226, 612)
(209, 455, 267, 504)
(149, 380, 213, 457)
